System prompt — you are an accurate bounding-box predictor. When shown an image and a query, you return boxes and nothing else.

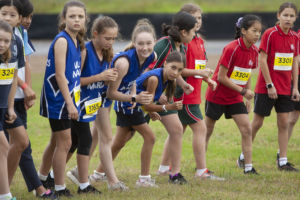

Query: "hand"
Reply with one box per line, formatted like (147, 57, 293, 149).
(245, 99, 252, 113)
(67, 103, 78, 120)
(158, 94, 168, 104)
(208, 79, 217, 91)
(128, 102, 136, 109)
(291, 88, 300, 102)
(183, 83, 194, 95)
(149, 112, 161, 121)
(244, 89, 254, 100)
(136, 91, 153, 105)
(267, 87, 278, 99)
(24, 99, 35, 110)
(168, 100, 183, 111)
(23, 86, 36, 102)
(5, 109, 17, 124)
(99, 68, 118, 82)
(199, 68, 213, 78)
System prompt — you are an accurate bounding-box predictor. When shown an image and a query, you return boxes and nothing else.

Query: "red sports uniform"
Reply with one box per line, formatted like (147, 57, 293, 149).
(255, 25, 299, 95)
(206, 37, 258, 105)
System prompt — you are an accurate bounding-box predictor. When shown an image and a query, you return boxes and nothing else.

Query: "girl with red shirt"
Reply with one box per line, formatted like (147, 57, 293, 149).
(205, 15, 262, 174)
(249, 2, 300, 171)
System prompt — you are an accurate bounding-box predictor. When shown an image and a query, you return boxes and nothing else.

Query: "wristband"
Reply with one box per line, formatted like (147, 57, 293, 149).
(131, 95, 136, 102)
(240, 87, 246, 96)
(20, 82, 28, 90)
(162, 104, 167, 112)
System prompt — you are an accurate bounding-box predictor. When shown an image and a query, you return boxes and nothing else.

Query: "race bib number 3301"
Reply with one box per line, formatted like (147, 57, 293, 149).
(274, 53, 293, 71)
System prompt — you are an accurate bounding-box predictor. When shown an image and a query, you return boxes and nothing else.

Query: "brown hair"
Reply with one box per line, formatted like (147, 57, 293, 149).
(124, 18, 156, 51)
(180, 3, 202, 14)
(91, 16, 118, 62)
(0, 20, 12, 63)
(278, 2, 298, 15)
(58, 0, 88, 51)
(164, 51, 186, 100)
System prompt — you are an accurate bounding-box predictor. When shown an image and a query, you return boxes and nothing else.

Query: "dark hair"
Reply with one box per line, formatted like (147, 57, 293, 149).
(234, 15, 262, 39)
(164, 51, 186, 100)
(58, 0, 88, 51)
(19, 0, 33, 17)
(0, 0, 22, 15)
(180, 3, 202, 14)
(278, 2, 298, 15)
(124, 18, 156, 51)
(91, 16, 118, 62)
(0, 20, 13, 63)
(162, 11, 196, 43)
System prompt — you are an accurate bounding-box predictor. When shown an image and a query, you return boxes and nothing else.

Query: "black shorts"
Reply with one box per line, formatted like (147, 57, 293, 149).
(4, 100, 27, 130)
(49, 118, 72, 132)
(292, 76, 300, 111)
(178, 104, 203, 125)
(0, 108, 6, 131)
(254, 93, 294, 116)
(69, 120, 92, 155)
(116, 110, 147, 127)
(205, 100, 248, 120)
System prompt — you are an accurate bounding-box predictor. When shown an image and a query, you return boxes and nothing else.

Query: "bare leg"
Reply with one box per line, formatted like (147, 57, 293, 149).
(0, 131, 10, 195)
(160, 114, 183, 175)
(39, 133, 56, 176)
(7, 126, 29, 185)
(133, 123, 156, 175)
(204, 116, 216, 151)
(277, 113, 289, 158)
(89, 122, 98, 159)
(52, 129, 72, 186)
(251, 113, 265, 142)
(77, 154, 89, 183)
(288, 110, 300, 141)
(232, 114, 252, 165)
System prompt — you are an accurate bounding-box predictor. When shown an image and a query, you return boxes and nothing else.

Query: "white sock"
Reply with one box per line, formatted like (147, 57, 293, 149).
(240, 153, 244, 160)
(0, 193, 12, 200)
(158, 165, 169, 172)
(79, 182, 90, 190)
(50, 170, 54, 179)
(139, 175, 151, 182)
(38, 171, 47, 181)
(55, 184, 66, 191)
(279, 157, 287, 166)
(244, 164, 253, 172)
(277, 149, 280, 154)
(94, 170, 105, 176)
(196, 168, 207, 176)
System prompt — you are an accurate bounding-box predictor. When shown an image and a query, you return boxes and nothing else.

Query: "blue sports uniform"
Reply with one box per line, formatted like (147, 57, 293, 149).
(112, 48, 155, 114)
(40, 31, 81, 119)
(78, 41, 112, 122)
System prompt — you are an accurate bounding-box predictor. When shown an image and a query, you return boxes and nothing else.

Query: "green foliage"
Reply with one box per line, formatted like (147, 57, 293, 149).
(31, 0, 300, 13)
(9, 72, 300, 199)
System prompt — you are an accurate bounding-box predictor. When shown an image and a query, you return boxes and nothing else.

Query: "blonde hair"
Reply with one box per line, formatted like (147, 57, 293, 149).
(0, 20, 12, 63)
(124, 18, 156, 51)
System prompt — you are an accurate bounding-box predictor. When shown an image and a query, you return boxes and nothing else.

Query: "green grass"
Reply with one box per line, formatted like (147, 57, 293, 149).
(9, 72, 300, 200)
(31, 0, 300, 14)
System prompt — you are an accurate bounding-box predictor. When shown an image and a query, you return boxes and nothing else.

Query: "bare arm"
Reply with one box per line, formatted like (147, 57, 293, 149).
(291, 55, 300, 101)
(6, 69, 18, 123)
(54, 37, 78, 119)
(181, 68, 213, 78)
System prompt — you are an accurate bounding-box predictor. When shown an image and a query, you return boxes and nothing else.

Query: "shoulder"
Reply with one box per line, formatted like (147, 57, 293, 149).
(54, 37, 68, 48)
(262, 27, 277, 38)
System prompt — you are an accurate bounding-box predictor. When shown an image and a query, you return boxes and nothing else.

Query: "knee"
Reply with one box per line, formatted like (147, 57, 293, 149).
(145, 134, 155, 146)
(100, 133, 113, 144)
(16, 137, 29, 152)
(252, 120, 263, 130)
(241, 125, 252, 138)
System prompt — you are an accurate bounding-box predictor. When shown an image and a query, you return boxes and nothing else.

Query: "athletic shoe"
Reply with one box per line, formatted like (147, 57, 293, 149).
(278, 162, 299, 172)
(77, 185, 101, 194)
(136, 177, 158, 187)
(244, 167, 259, 175)
(38, 189, 58, 199)
(168, 173, 187, 185)
(41, 174, 55, 189)
(157, 169, 171, 176)
(54, 188, 73, 198)
(89, 170, 107, 183)
(108, 181, 129, 191)
(67, 166, 80, 186)
(195, 169, 225, 181)
(237, 156, 245, 169)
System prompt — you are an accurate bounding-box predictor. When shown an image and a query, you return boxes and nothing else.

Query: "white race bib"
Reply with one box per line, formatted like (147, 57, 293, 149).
(194, 60, 206, 79)
(230, 66, 251, 85)
(84, 96, 102, 116)
(273, 53, 293, 71)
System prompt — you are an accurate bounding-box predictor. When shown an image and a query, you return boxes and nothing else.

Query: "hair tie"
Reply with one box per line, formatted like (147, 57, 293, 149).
(236, 17, 243, 28)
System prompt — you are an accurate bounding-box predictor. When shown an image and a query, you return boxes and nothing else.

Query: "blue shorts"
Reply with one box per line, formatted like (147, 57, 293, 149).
(0, 108, 6, 131)
(4, 100, 27, 130)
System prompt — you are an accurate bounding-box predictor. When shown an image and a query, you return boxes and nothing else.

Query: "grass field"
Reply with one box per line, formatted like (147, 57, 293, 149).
(8, 69, 300, 200)
(31, 0, 300, 13)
